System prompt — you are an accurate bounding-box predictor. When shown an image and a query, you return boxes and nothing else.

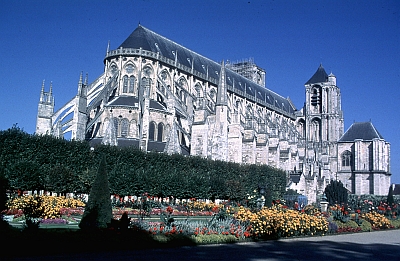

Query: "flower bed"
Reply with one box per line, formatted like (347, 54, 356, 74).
(4, 195, 400, 243)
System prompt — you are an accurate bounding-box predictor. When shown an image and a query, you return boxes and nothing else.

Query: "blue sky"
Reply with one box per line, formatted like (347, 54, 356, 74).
(1, 0, 399, 183)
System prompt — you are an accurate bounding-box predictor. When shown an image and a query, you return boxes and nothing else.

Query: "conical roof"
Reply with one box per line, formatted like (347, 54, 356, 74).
(305, 64, 328, 85)
(339, 122, 384, 142)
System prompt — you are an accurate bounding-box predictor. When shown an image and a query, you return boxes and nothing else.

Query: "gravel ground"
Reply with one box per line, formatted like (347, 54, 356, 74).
(8, 230, 400, 261)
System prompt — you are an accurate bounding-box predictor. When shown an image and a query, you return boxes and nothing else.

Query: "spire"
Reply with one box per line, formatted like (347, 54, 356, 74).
(84, 73, 88, 86)
(49, 81, 53, 95)
(216, 60, 228, 106)
(77, 71, 83, 96)
(41, 79, 45, 94)
(106, 40, 110, 54)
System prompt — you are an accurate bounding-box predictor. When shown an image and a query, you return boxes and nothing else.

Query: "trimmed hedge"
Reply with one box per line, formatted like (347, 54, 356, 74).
(0, 126, 286, 201)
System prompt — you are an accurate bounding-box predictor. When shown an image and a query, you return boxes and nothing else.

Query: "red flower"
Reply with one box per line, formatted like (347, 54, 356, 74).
(166, 206, 174, 214)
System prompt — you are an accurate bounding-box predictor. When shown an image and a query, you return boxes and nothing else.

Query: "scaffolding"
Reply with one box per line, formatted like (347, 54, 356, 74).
(226, 58, 266, 87)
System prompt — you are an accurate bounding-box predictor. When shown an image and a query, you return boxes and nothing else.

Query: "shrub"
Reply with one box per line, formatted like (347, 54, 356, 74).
(324, 180, 348, 206)
(390, 219, 400, 229)
(358, 219, 372, 232)
(191, 234, 238, 244)
(79, 155, 112, 229)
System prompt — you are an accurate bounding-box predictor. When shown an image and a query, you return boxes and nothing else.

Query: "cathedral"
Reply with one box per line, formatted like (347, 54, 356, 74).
(36, 25, 391, 203)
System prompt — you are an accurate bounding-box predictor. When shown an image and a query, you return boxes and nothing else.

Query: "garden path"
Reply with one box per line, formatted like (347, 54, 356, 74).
(12, 230, 400, 261)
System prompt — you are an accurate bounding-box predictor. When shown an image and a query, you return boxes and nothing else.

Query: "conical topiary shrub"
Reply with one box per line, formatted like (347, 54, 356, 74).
(79, 155, 112, 229)
(387, 185, 394, 206)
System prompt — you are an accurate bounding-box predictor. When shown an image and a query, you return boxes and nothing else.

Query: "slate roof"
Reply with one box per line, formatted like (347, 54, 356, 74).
(109, 96, 167, 110)
(116, 25, 296, 116)
(339, 122, 384, 142)
(305, 64, 328, 85)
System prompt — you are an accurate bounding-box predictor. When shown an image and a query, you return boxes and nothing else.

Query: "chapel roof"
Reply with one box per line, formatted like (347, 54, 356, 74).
(305, 64, 329, 85)
(116, 25, 296, 116)
(339, 122, 384, 142)
(108, 96, 167, 111)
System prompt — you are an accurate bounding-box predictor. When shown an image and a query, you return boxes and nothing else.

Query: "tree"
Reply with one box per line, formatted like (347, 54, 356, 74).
(0, 166, 8, 216)
(324, 180, 348, 206)
(46, 164, 76, 196)
(79, 155, 112, 229)
(387, 184, 394, 206)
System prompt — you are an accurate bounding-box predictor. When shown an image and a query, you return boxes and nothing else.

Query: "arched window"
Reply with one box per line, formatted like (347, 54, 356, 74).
(113, 118, 119, 137)
(157, 123, 164, 142)
(148, 122, 156, 141)
(109, 64, 118, 75)
(121, 118, 129, 138)
(123, 76, 128, 93)
(311, 118, 321, 142)
(129, 76, 135, 93)
(123, 75, 135, 94)
(342, 150, 352, 167)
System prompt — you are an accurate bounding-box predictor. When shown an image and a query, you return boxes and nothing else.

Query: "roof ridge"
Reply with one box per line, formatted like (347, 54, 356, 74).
(136, 26, 293, 103)
(138, 25, 222, 69)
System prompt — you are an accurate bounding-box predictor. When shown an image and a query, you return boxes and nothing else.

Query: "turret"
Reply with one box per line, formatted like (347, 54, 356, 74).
(36, 80, 54, 135)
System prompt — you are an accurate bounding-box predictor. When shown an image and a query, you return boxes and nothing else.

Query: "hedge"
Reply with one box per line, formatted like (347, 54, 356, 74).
(0, 126, 286, 201)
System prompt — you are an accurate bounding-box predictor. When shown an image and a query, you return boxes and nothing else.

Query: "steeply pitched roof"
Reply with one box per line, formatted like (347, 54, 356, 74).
(339, 122, 384, 142)
(117, 25, 296, 116)
(305, 64, 328, 85)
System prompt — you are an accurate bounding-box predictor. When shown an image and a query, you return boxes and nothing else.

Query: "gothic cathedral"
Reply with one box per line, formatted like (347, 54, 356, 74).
(36, 25, 391, 203)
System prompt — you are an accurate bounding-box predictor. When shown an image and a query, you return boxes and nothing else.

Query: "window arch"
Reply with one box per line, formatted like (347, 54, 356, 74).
(157, 123, 164, 142)
(109, 63, 118, 75)
(129, 76, 135, 93)
(148, 122, 156, 141)
(123, 75, 135, 93)
(113, 118, 119, 137)
(125, 64, 135, 74)
(121, 118, 129, 138)
(123, 75, 128, 93)
(342, 150, 352, 167)
(195, 83, 203, 98)
(310, 118, 321, 142)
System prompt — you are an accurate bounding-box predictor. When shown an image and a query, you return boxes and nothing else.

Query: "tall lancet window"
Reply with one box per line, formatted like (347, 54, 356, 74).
(157, 123, 164, 142)
(123, 76, 129, 93)
(311, 119, 321, 142)
(149, 122, 156, 141)
(121, 118, 129, 138)
(342, 150, 352, 167)
(129, 76, 135, 93)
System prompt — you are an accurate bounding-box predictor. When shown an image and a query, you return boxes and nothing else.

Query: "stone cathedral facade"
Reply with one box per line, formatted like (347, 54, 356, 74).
(36, 25, 391, 203)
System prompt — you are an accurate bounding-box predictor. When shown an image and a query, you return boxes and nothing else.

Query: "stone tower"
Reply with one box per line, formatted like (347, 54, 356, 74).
(70, 72, 88, 140)
(36, 80, 54, 135)
(296, 64, 344, 202)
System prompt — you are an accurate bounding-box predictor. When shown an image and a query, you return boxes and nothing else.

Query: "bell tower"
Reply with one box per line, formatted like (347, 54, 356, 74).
(304, 64, 344, 144)
(301, 64, 344, 200)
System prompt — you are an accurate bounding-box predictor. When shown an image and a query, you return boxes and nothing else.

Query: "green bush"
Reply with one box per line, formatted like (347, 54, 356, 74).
(0, 126, 286, 202)
(358, 219, 373, 232)
(191, 234, 238, 244)
(390, 219, 400, 229)
(324, 180, 348, 206)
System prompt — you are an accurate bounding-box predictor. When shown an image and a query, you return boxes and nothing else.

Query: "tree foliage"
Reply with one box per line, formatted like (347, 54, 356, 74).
(324, 180, 348, 206)
(0, 126, 286, 202)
